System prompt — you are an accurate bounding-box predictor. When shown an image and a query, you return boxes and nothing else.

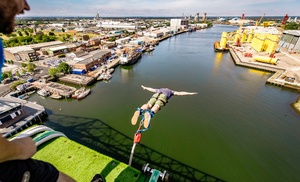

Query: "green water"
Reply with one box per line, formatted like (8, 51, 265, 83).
(29, 25, 300, 182)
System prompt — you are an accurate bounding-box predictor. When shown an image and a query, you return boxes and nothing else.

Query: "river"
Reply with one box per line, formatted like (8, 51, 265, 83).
(29, 25, 300, 182)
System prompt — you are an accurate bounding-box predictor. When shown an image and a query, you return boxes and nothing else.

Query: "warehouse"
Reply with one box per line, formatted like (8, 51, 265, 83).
(73, 50, 111, 71)
(279, 30, 300, 52)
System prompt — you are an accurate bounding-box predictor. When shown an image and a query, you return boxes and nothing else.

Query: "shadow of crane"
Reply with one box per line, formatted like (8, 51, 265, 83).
(45, 113, 225, 182)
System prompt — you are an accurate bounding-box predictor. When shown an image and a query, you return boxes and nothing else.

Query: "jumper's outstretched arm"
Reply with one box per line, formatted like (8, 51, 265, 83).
(174, 91, 198, 96)
(141, 85, 157, 93)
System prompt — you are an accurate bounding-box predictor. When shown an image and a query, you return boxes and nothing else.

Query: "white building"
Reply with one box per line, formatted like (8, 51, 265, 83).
(144, 30, 164, 39)
(228, 17, 254, 25)
(116, 37, 131, 44)
(170, 19, 189, 32)
(49, 23, 66, 27)
(97, 21, 137, 29)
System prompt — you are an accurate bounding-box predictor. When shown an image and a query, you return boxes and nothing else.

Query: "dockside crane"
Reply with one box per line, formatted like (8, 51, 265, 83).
(281, 14, 289, 29)
(256, 13, 265, 27)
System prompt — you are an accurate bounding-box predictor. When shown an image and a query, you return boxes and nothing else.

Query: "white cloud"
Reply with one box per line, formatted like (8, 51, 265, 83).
(24, 0, 300, 16)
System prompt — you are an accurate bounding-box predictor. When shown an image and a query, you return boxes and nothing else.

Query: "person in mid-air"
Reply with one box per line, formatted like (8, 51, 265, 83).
(131, 85, 197, 128)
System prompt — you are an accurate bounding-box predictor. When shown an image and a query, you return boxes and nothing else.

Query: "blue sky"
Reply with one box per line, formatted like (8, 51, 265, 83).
(21, 0, 299, 17)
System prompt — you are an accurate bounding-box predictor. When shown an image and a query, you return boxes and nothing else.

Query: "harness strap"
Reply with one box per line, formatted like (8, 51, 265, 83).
(151, 93, 167, 106)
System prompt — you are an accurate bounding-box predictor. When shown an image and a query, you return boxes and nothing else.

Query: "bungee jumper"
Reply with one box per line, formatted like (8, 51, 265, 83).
(131, 85, 198, 128)
(128, 85, 197, 167)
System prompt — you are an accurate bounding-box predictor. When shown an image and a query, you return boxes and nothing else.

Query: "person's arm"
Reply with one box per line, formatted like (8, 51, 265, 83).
(173, 91, 198, 96)
(141, 85, 157, 93)
(0, 136, 36, 163)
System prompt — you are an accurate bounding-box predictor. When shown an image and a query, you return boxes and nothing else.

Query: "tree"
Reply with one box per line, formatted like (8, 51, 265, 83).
(11, 80, 26, 90)
(15, 71, 20, 77)
(26, 28, 34, 33)
(48, 68, 59, 77)
(21, 62, 27, 67)
(284, 22, 300, 30)
(27, 62, 36, 72)
(49, 32, 55, 36)
(2, 72, 9, 80)
(57, 62, 71, 74)
(2, 71, 12, 79)
(108, 36, 116, 41)
(22, 69, 26, 74)
(17, 31, 23, 37)
(24, 30, 29, 36)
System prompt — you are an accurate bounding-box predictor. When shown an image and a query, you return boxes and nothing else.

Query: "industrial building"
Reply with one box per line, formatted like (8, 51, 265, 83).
(279, 30, 300, 51)
(4, 41, 65, 62)
(73, 50, 111, 71)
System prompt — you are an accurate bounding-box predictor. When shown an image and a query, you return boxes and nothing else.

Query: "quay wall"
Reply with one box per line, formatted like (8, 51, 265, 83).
(228, 48, 300, 89)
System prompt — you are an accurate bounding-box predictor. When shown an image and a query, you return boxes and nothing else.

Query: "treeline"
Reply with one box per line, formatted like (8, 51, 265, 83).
(285, 22, 300, 30)
(2, 32, 56, 48)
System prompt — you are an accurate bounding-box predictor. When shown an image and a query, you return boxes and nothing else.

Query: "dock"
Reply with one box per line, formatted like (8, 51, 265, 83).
(43, 82, 77, 97)
(88, 58, 120, 78)
(59, 74, 96, 86)
(229, 44, 300, 91)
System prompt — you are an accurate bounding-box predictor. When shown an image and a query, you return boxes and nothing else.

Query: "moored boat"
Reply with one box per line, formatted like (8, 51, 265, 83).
(50, 92, 62, 99)
(146, 45, 155, 52)
(72, 87, 85, 99)
(214, 41, 229, 52)
(119, 51, 142, 66)
(77, 88, 91, 100)
(103, 73, 112, 81)
(18, 94, 29, 100)
(108, 68, 114, 74)
(37, 89, 50, 97)
(97, 73, 112, 81)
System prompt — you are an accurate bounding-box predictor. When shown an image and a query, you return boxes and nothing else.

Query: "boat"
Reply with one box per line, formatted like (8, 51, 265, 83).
(103, 73, 112, 81)
(119, 51, 142, 66)
(27, 90, 36, 95)
(97, 73, 112, 81)
(214, 41, 229, 52)
(77, 88, 91, 100)
(37, 89, 50, 97)
(72, 87, 85, 99)
(50, 92, 62, 99)
(18, 94, 29, 100)
(97, 74, 104, 81)
(146, 45, 155, 52)
(108, 68, 114, 74)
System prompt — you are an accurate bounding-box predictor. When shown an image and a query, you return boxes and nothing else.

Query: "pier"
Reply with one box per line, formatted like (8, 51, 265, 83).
(229, 46, 300, 91)
(59, 74, 96, 86)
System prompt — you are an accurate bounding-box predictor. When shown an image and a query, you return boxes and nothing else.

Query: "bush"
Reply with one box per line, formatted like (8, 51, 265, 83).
(21, 62, 27, 67)
(10, 80, 26, 90)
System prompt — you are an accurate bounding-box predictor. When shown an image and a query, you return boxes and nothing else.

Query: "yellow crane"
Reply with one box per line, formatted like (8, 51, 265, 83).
(256, 13, 265, 27)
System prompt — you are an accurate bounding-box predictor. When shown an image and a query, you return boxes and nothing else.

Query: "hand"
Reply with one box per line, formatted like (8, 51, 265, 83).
(11, 137, 36, 160)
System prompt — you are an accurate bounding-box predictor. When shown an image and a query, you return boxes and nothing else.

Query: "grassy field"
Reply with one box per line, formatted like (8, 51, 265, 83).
(33, 137, 147, 182)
